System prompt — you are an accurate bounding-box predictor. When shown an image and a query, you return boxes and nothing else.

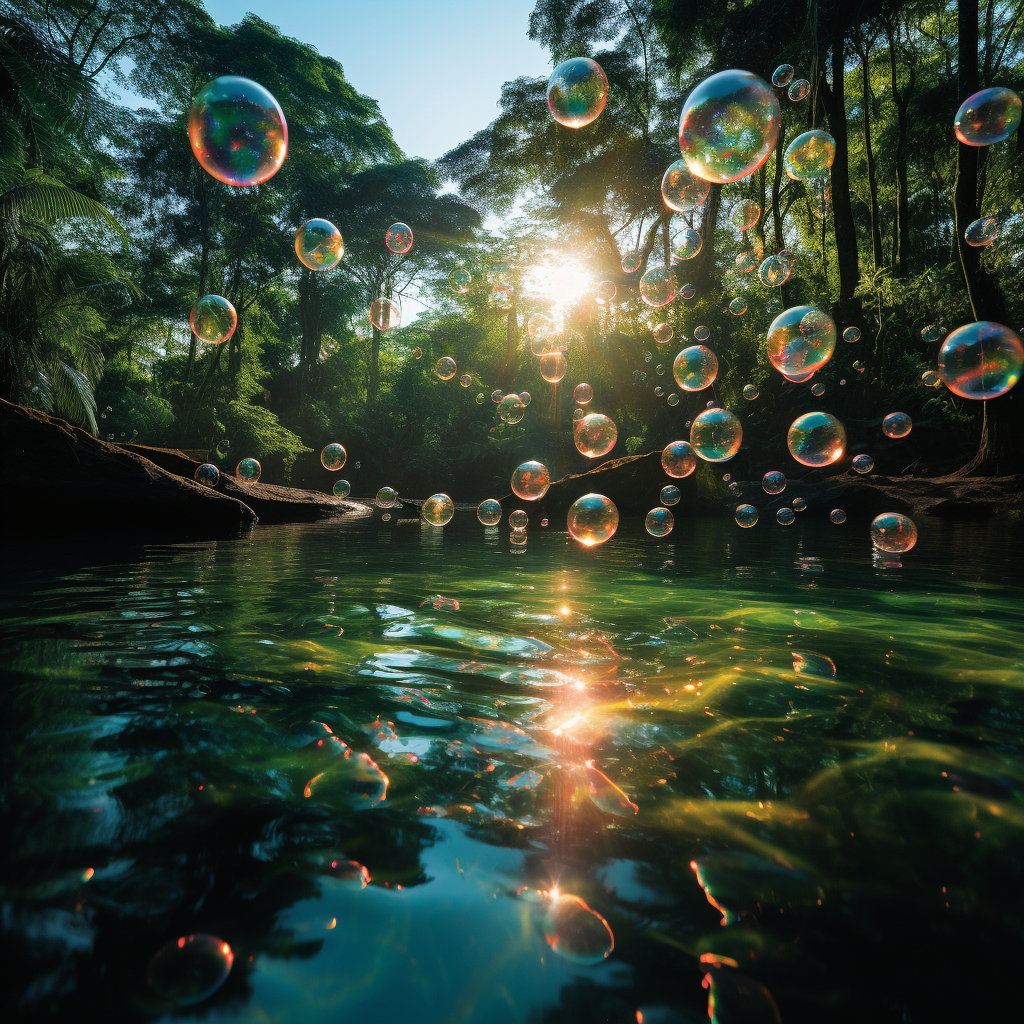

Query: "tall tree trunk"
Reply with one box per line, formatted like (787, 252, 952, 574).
(693, 184, 722, 287)
(771, 134, 784, 252)
(885, 21, 914, 279)
(297, 269, 321, 400)
(185, 169, 210, 384)
(859, 47, 883, 271)
(367, 325, 381, 410)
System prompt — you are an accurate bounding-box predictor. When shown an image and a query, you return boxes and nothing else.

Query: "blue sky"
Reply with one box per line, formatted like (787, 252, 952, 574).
(204, 0, 552, 160)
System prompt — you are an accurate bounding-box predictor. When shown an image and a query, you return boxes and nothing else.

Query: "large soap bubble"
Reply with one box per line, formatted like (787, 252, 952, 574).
(540, 351, 568, 382)
(147, 934, 234, 1006)
(639, 266, 678, 307)
(787, 411, 846, 466)
(673, 345, 718, 391)
(511, 461, 549, 500)
(547, 57, 608, 128)
(678, 69, 781, 184)
(567, 493, 619, 547)
(477, 499, 502, 526)
(190, 295, 237, 345)
(964, 216, 1001, 247)
(645, 507, 674, 537)
(435, 356, 457, 380)
(189, 77, 287, 186)
(937, 321, 1022, 399)
(321, 443, 347, 470)
(784, 130, 836, 181)
(673, 227, 703, 260)
(661, 440, 697, 478)
(574, 413, 617, 458)
(735, 504, 758, 527)
(421, 493, 454, 526)
(690, 408, 742, 462)
(767, 305, 836, 377)
(661, 160, 711, 212)
(295, 219, 343, 271)
(385, 222, 413, 254)
(954, 87, 1022, 146)
(871, 512, 918, 553)
(370, 297, 401, 331)
(236, 458, 261, 483)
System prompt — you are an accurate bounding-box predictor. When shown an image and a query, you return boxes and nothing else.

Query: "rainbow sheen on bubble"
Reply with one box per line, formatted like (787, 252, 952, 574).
(787, 411, 846, 466)
(662, 440, 697, 478)
(194, 464, 219, 488)
(772, 65, 794, 88)
(477, 499, 502, 526)
(757, 255, 790, 288)
(673, 345, 718, 391)
(621, 250, 643, 274)
(729, 297, 747, 316)
(295, 219, 343, 271)
(871, 513, 918, 553)
(762, 470, 786, 494)
(574, 413, 617, 458)
(776, 507, 795, 525)
(460, 374, 472, 387)
(843, 326, 861, 343)
(937, 321, 1022, 399)
(370, 297, 401, 331)
(574, 383, 593, 405)
(660, 485, 680, 505)
(236, 458, 261, 483)
(964, 216, 1001, 247)
(498, 394, 526, 424)
(547, 57, 608, 128)
(767, 305, 836, 377)
(661, 160, 711, 212)
(788, 79, 810, 101)
(540, 351, 568, 382)
(735, 504, 758, 527)
(810, 382, 826, 397)
(954, 87, 1021, 146)
(690, 408, 742, 462)
(435, 356, 457, 380)
(376, 486, 397, 508)
(852, 454, 874, 474)
(385, 222, 413, 254)
(567, 493, 619, 547)
(784, 130, 836, 181)
(653, 322, 674, 344)
(731, 199, 761, 231)
(830, 508, 846, 524)
(673, 227, 703, 261)
(645, 507, 674, 537)
(321, 443, 347, 470)
(448, 268, 472, 294)
(421, 493, 454, 526)
(333, 479, 350, 498)
(639, 266, 678, 307)
(509, 509, 528, 530)
(190, 295, 237, 345)
(882, 412, 912, 438)
(511, 461, 550, 500)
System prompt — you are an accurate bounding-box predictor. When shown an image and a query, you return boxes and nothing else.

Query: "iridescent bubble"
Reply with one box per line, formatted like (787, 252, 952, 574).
(690, 408, 742, 462)
(767, 305, 836, 377)
(621, 250, 643, 274)
(520, 391, 532, 406)
(729, 297, 747, 316)
(661, 160, 712, 212)
(743, 384, 759, 400)
(736, 251, 757, 273)
(421, 493, 454, 526)
(541, 518, 549, 526)
(640, 266, 678, 307)
(882, 412, 912, 438)
(921, 370, 941, 387)
(680, 283, 696, 299)
(735, 504, 758, 527)
(574, 413, 618, 458)
(512, 461, 550, 500)
(567, 493, 619, 547)
(543, 893, 614, 964)
(646, 507, 674, 537)
(810, 382, 825, 397)
(147, 934, 234, 1006)
(574, 382, 593, 405)
(732, 199, 761, 231)
(778, 248, 798, 268)
(477, 499, 502, 526)
(509, 509, 528, 530)
(722, 473, 731, 481)
(475, 393, 485, 404)
(435, 356, 457, 380)
(871, 510, 919, 556)
(673, 344, 718, 391)
(965, 216, 1001, 247)
(190, 295, 237, 345)
(667, 393, 680, 406)
(762, 470, 786, 494)
(376, 486, 397, 508)
(787, 411, 846, 466)
(491, 389, 504, 403)
(333, 479, 350, 498)
(830, 508, 846, 524)
(460, 374, 472, 387)
(448, 268, 472, 294)
(661, 485, 680, 505)
(694, 325, 711, 342)
(953, 87, 1022, 146)
(321, 443, 347, 470)
(788, 79, 810, 101)
(370, 297, 401, 331)
(921, 323, 947, 344)
(595, 281, 616, 303)
(654, 385, 664, 396)
(757, 255, 790, 287)
(194, 463, 219, 488)
(413, 347, 423, 359)
(662, 439, 697, 478)
(547, 57, 609, 128)
(540, 351, 568, 382)
(772, 65, 794, 88)
(188, 76, 287, 186)
(843, 326, 861, 343)
(853, 360, 866, 374)
(498, 394, 526, 423)
(653, 322, 674, 344)
(851, 453, 874, 474)
(236, 458, 261, 483)
(678, 69, 781, 184)
(510, 529, 527, 546)
(776, 507, 795, 525)
(294, 219, 344, 272)
(673, 227, 703, 261)
(784, 129, 836, 181)
(385, 222, 413, 254)
(937, 321, 1022, 399)
(792, 496, 807, 511)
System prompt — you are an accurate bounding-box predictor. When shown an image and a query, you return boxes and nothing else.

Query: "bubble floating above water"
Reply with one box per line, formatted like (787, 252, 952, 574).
(385, 222, 413, 254)
(333, 479, 350, 498)
(953, 87, 1021, 146)
(662, 440, 697, 478)
(843, 326, 861, 343)
(370, 297, 401, 331)
(509, 509, 528, 530)
(434, 356, 457, 380)
(547, 57, 608, 128)
(964, 215, 1001, 247)
(147, 934, 234, 1006)
(236, 458, 261, 483)
(871, 512, 918, 553)
(540, 351, 568, 382)
(690, 408, 742, 462)
(830, 508, 846, 524)
(421, 493, 454, 527)
(729, 297, 748, 316)
(477, 499, 501, 526)
(673, 344, 718, 391)
(851, 453, 874, 474)
(575, 413, 618, 458)
(661, 160, 712, 211)
(321, 443, 347, 470)
(788, 79, 810, 101)
(653, 322, 674, 345)
(776, 507, 795, 525)
(937, 321, 1022, 399)
(772, 64, 794, 88)
(731, 199, 761, 231)
(194, 464, 219, 488)
(639, 266, 678, 307)
(645, 507, 674, 537)
(743, 384, 759, 400)
(787, 411, 846, 466)
(660, 484, 681, 505)
(673, 227, 703, 261)
(678, 69, 781, 184)
(190, 295, 237, 345)
(762, 470, 786, 494)
(189, 76, 287, 186)
(757, 255, 790, 288)
(882, 412, 912, 438)
(574, 382, 593, 405)
(784, 130, 836, 181)
(621, 250, 643, 274)
(512, 461, 550, 500)
(767, 305, 836, 377)
(735, 504, 758, 527)
(567, 493, 619, 547)
(448, 268, 472, 294)
(376, 486, 397, 508)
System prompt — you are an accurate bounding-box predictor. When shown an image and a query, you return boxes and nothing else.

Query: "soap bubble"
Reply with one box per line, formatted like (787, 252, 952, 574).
(567, 493, 619, 547)
(871, 512, 918, 552)
(743, 384, 759, 400)
(667, 393, 680, 406)
(921, 370, 941, 387)
(236, 458, 261, 482)
(810, 382, 825, 397)
(921, 323, 947, 343)
(435, 356, 457, 380)
(421, 493, 454, 526)
(543, 892, 614, 964)
(540, 352, 568, 382)
(787, 411, 846, 466)
(735, 504, 758, 527)
(757, 255, 790, 287)
(477, 499, 502, 525)
(661, 160, 711, 211)
(188, 76, 287, 186)
(190, 295, 237, 345)
(853, 359, 866, 374)
(848, 453, 874, 475)
(694, 325, 711, 341)
(574, 382, 593, 405)
(762, 470, 786, 494)
(475, 393, 485, 404)
(937, 321, 1022, 399)
(595, 281, 616, 303)
(295, 219, 344, 272)
(321, 443, 347, 470)
(510, 529, 527, 546)
(729, 297, 747, 315)
(678, 69, 781, 183)
(673, 227, 703, 261)
(460, 374, 472, 387)
(194, 464, 220, 488)
(784, 130, 836, 181)
(792, 496, 807, 511)
(788, 79, 810, 101)
(574, 412, 618, 458)
(413, 347, 423, 359)
(965, 216, 1001, 247)
(691, 408, 742, 462)
(653, 322, 674, 344)
(954, 87, 1022, 146)
(662, 440, 697, 478)
(655, 363, 665, 374)
(621, 250, 643, 274)
(843, 326, 861, 343)
(355, 462, 360, 469)
(640, 266, 678, 306)
(732, 199, 761, 231)
(776, 507, 795, 525)
(572, 407, 585, 423)
(660, 485, 680, 505)
(680, 283, 696, 299)
(370, 297, 401, 331)
(498, 394, 526, 423)
(673, 344, 718, 390)
(520, 391, 531, 406)
(385, 222, 413, 254)
(646, 507, 674, 537)
(491, 389, 504, 403)
(509, 509, 528, 530)
(830, 508, 846, 524)
(772, 65, 795, 88)
(147, 933, 234, 1006)
(654, 385, 664, 396)
(736, 251, 757, 273)
(333, 479, 350, 498)
(767, 305, 836, 377)
(512, 461, 550, 500)
(448, 268, 472, 293)
(376, 486, 397, 507)
(547, 57, 608, 128)
(882, 412, 912, 438)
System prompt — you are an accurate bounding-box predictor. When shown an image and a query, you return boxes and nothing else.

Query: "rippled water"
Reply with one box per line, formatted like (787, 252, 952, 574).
(3, 515, 1024, 1023)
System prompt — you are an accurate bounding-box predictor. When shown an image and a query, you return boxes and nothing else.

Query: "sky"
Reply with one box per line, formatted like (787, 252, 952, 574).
(204, 0, 552, 161)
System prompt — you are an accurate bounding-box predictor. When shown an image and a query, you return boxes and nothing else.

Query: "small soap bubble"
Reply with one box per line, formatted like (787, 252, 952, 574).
(448, 268, 472, 294)
(830, 508, 846, 524)
(743, 383, 759, 400)
(370, 297, 401, 331)
(460, 374, 472, 387)
(510, 529, 527, 546)
(376, 486, 397, 508)
(547, 57, 609, 128)
(413, 346, 423, 359)
(385, 222, 413, 254)
(295, 219, 344, 271)
(853, 360, 866, 374)
(421, 493, 454, 526)
(520, 391, 532, 406)
(690, 408, 742, 462)
(851, 453, 874, 474)
(652, 322, 674, 344)
(646, 507, 674, 537)
(491, 389, 504, 403)
(694, 325, 711, 342)
(757, 254, 790, 288)
(731, 199, 761, 231)
(539, 352, 568, 383)
(673, 344, 718, 391)
(333, 479, 351, 498)
(921, 323, 947, 344)
(662, 160, 711, 212)
(321, 443, 347, 471)
(882, 412, 912, 438)
(639, 266, 678, 307)
(498, 394, 526, 423)
(772, 65, 794, 88)
(673, 227, 703, 261)
(776, 507, 795, 525)
(236, 458, 260, 483)
(735, 504, 758, 527)
(574, 413, 618, 458)
(792, 496, 807, 511)
(621, 250, 643, 274)
(511, 461, 550, 500)
(194, 464, 220, 488)
(190, 295, 237, 345)
(574, 382, 593, 405)
(787, 411, 846, 466)
(567, 494, 619, 547)
(736, 251, 757, 273)
(477, 499, 502, 525)
(680, 283, 696, 299)
(595, 281, 616, 304)
(768, 305, 835, 377)
(660, 485, 680, 505)
(654, 385, 664, 397)
(435, 356, 457, 380)
(662, 440, 697, 478)
(921, 370, 941, 387)
(729, 297, 747, 315)
(810, 382, 825, 397)
(147, 934, 234, 1006)
(843, 326, 861, 343)
(788, 79, 810, 101)
(784, 129, 836, 181)
(509, 509, 529, 529)
(871, 512, 918, 552)
(762, 470, 786, 494)
(667, 393, 680, 406)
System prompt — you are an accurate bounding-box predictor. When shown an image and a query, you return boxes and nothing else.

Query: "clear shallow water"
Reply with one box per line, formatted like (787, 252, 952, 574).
(3, 515, 1024, 1023)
